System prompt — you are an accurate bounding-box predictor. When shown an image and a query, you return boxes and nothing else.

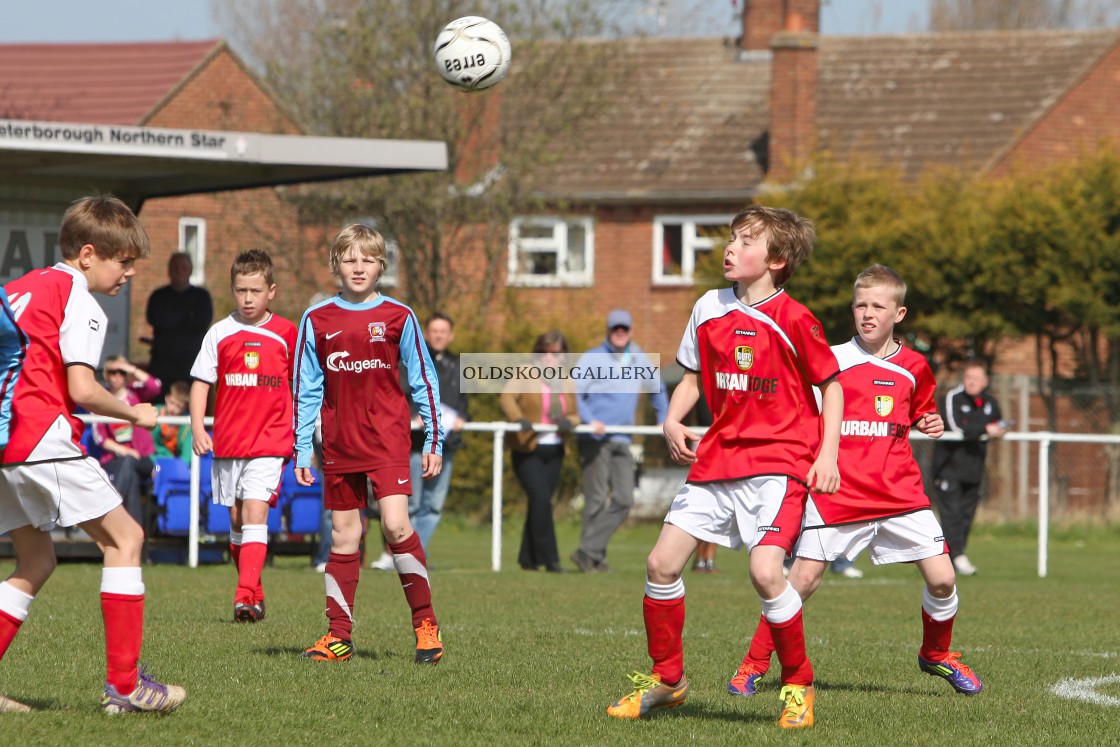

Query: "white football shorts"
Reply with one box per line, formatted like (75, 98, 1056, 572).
(664, 475, 807, 554)
(795, 505, 948, 565)
(0, 457, 122, 534)
(212, 457, 284, 507)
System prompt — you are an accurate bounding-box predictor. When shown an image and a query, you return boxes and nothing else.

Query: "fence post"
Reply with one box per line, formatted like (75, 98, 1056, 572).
(1038, 434, 1050, 578)
(492, 428, 505, 572)
(188, 452, 200, 569)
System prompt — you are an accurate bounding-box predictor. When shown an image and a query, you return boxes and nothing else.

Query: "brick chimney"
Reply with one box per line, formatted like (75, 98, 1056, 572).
(741, 0, 820, 51)
(766, 5, 819, 183)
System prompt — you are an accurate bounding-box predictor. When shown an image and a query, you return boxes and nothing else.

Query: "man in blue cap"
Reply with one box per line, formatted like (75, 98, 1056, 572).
(571, 309, 668, 572)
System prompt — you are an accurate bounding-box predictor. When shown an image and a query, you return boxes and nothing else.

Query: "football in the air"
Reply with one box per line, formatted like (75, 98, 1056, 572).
(434, 16, 511, 92)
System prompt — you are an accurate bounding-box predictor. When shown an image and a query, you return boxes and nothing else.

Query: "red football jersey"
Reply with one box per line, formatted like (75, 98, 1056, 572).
(676, 287, 839, 483)
(293, 295, 441, 475)
(3, 264, 107, 464)
(808, 337, 938, 525)
(191, 312, 297, 459)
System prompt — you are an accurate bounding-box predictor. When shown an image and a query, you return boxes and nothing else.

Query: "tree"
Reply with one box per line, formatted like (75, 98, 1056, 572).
(217, 0, 629, 324)
(928, 0, 1120, 30)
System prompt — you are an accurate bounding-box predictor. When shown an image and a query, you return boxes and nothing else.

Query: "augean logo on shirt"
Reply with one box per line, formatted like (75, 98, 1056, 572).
(460, 353, 661, 395)
(326, 351, 391, 372)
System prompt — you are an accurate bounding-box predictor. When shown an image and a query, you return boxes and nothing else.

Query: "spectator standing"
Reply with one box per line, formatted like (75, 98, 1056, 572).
(571, 309, 668, 573)
(930, 359, 1006, 577)
(500, 331, 580, 573)
(146, 252, 212, 396)
(370, 312, 468, 569)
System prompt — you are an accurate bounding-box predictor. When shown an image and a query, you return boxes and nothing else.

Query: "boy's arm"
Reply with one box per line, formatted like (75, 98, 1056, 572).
(400, 313, 443, 457)
(189, 380, 213, 455)
(663, 370, 701, 465)
(293, 314, 324, 469)
(807, 377, 842, 494)
(67, 366, 156, 429)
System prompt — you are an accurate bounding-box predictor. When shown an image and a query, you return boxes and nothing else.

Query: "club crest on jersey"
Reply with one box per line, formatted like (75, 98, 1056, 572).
(244, 351, 260, 370)
(875, 395, 894, 417)
(734, 346, 754, 371)
(368, 322, 387, 342)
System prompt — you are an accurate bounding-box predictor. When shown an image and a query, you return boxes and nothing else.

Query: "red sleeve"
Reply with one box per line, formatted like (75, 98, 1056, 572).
(911, 357, 938, 422)
(790, 307, 839, 386)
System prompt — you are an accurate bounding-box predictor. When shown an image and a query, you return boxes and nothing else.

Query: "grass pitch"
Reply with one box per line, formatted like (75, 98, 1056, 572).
(1, 520, 1117, 746)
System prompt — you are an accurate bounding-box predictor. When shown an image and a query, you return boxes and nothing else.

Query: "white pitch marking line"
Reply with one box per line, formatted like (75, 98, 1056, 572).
(1050, 674, 1120, 706)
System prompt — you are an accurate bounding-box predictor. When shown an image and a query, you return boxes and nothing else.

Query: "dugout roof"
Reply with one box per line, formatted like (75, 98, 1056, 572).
(0, 118, 448, 212)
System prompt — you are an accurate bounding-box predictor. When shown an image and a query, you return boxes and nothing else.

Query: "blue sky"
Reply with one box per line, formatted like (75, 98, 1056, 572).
(0, 1, 928, 43)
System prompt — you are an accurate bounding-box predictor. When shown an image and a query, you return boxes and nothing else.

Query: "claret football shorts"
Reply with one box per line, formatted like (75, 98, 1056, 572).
(324, 464, 412, 511)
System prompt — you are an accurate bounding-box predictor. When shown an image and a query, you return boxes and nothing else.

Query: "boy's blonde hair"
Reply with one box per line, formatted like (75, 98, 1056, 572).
(730, 205, 815, 287)
(168, 381, 190, 401)
(853, 264, 907, 306)
(231, 248, 275, 285)
(59, 195, 150, 261)
(329, 224, 388, 276)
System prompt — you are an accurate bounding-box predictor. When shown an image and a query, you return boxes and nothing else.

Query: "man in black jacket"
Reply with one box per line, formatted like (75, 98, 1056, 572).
(372, 313, 468, 569)
(931, 359, 1007, 576)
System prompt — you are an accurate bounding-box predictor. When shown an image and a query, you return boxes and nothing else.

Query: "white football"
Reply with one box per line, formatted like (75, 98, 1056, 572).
(434, 16, 511, 92)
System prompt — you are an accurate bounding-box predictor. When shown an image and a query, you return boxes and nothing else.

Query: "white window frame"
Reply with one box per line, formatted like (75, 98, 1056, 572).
(507, 216, 594, 287)
(178, 217, 206, 285)
(652, 214, 730, 286)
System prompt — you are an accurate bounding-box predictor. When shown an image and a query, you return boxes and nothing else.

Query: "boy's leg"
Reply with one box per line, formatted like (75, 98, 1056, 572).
(380, 492, 442, 663)
(731, 557, 826, 695)
(915, 554, 981, 694)
(0, 527, 54, 713)
(606, 522, 695, 719)
(82, 504, 186, 712)
(235, 498, 269, 622)
(323, 508, 363, 640)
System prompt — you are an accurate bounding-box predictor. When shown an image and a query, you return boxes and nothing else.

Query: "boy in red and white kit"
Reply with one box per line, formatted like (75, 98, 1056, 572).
(0, 195, 185, 713)
(728, 264, 983, 697)
(294, 224, 444, 665)
(190, 249, 296, 623)
(607, 206, 842, 729)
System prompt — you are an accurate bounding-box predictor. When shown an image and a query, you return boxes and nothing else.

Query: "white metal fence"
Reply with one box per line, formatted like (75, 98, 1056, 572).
(78, 415, 1120, 577)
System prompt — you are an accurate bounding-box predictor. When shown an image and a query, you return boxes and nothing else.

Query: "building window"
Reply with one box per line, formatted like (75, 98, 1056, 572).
(178, 217, 206, 285)
(507, 216, 594, 287)
(652, 215, 729, 285)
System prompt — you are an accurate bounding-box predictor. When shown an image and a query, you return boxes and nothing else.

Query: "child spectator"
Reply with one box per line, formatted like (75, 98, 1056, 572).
(0, 195, 184, 713)
(606, 206, 841, 730)
(93, 355, 160, 526)
(294, 224, 445, 665)
(190, 249, 297, 623)
(152, 381, 193, 464)
(728, 264, 982, 698)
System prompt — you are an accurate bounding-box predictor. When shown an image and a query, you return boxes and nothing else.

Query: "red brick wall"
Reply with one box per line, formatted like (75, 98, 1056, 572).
(127, 49, 307, 364)
(742, 0, 820, 51)
(768, 33, 818, 183)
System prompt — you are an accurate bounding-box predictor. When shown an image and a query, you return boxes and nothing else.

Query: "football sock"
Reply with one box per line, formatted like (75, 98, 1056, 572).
(388, 532, 436, 628)
(920, 586, 958, 660)
(229, 529, 242, 570)
(644, 578, 686, 685)
(742, 613, 775, 672)
(0, 582, 33, 659)
(763, 582, 813, 685)
(100, 567, 145, 695)
(238, 524, 268, 605)
(324, 551, 360, 640)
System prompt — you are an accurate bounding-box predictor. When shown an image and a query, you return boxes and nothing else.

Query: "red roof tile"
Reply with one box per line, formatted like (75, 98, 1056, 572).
(0, 40, 220, 124)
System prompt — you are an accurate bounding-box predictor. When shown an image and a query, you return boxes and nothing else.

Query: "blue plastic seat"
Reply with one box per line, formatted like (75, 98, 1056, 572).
(152, 458, 195, 536)
(280, 462, 322, 534)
